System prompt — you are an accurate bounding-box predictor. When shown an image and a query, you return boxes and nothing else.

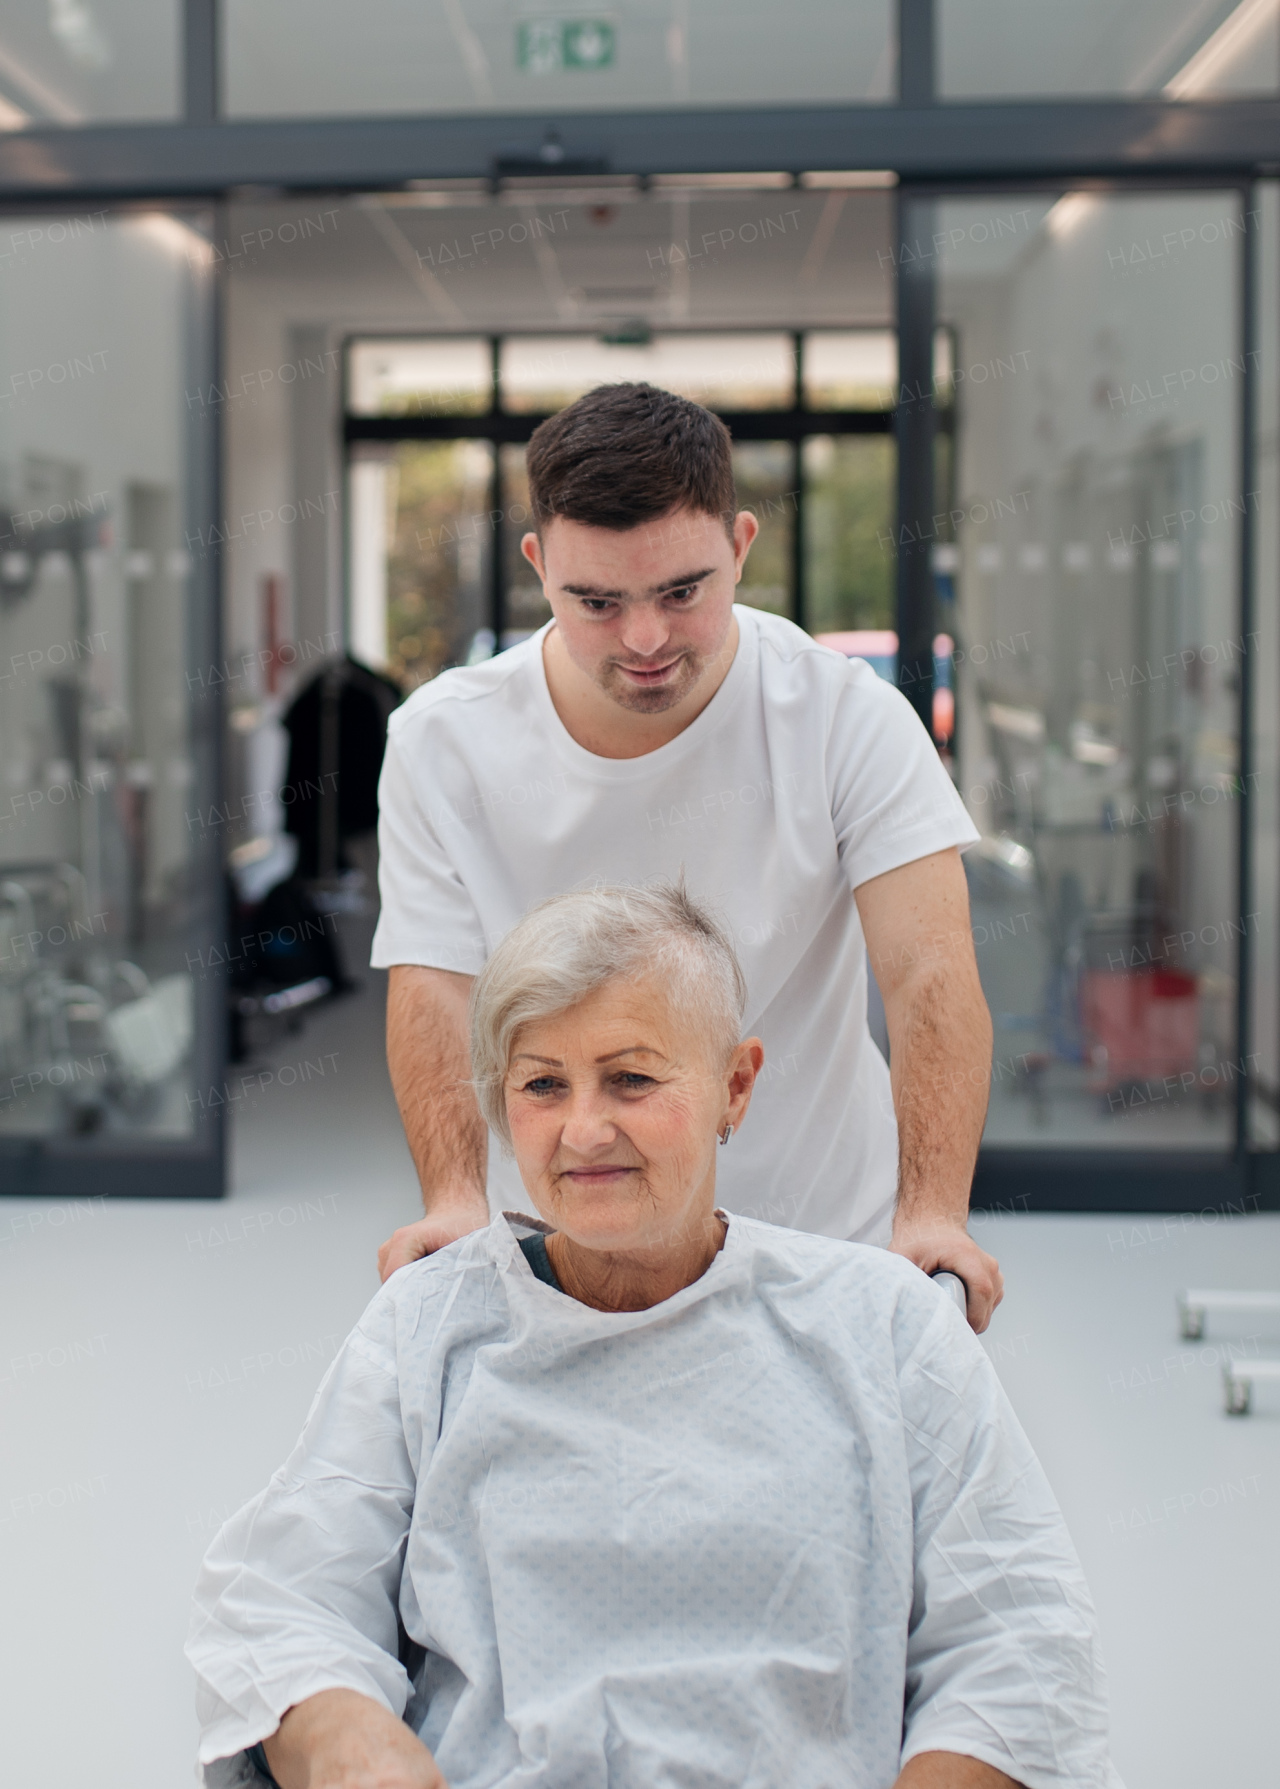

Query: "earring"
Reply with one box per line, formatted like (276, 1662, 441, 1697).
(719, 1123, 733, 1146)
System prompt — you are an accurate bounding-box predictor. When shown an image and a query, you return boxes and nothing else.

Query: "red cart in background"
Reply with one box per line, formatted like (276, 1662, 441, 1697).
(1081, 967, 1200, 1094)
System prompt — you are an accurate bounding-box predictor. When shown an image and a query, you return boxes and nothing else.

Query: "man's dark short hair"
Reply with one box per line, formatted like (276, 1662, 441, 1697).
(526, 382, 736, 537)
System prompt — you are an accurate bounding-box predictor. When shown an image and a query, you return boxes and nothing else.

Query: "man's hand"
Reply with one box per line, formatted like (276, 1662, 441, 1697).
(263, 1688, 447, 1789)
(377, 1190, 490, 1283)
(890, 1218, 1004, 1333)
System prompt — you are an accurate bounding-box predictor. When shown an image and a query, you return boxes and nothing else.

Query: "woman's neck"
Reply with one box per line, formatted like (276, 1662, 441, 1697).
(545, 1214, 727, 1312)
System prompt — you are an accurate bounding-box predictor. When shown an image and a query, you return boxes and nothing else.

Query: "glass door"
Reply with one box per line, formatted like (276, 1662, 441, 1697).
(0, 207, 222, 1195)
(917, 190, 1250, 1156)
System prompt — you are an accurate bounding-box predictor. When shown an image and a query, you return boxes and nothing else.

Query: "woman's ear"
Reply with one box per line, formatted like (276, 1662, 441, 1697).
(724, 1038, 765, 1130)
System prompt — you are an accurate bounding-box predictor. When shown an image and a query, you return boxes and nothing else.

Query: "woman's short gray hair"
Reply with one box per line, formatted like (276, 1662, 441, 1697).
(470, 882, 747, 1149)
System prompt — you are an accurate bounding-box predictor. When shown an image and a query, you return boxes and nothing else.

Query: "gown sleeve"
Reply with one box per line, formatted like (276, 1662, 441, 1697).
(186, 1299, 417, 1775)
(899, 1292, 1126, 1789)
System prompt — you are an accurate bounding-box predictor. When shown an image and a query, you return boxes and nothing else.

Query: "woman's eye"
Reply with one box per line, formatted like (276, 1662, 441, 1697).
(521, 1077, 562, 1096)
(615, 1073, 656, 1091)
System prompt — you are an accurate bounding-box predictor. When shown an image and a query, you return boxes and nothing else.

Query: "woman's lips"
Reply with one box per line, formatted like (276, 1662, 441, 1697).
(561, 1166, 636, 1182)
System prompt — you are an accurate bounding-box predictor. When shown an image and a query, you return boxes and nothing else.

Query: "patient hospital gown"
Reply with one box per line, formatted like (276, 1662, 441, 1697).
(188, 1212, 1124, 1789)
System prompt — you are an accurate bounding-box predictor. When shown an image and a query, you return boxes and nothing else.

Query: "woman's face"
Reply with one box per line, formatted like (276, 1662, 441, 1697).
(504, 976, 762, 1258)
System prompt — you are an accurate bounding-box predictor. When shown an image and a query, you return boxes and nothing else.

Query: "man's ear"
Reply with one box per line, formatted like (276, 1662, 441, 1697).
(520, 531, 546, 582)
(732, 510, 760, 581)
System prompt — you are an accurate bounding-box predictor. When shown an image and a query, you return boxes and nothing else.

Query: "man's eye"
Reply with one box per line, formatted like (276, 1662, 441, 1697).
(581, 598, 614, 614)
(665, 586, 697, 603)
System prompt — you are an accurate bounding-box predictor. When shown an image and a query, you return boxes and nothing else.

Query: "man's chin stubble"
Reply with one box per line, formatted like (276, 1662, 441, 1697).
(600, 660, 700, 714)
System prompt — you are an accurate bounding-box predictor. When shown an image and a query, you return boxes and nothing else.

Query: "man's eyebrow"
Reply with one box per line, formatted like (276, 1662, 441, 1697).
(558, 567, 717, 601)
(650, 567, 716, 596)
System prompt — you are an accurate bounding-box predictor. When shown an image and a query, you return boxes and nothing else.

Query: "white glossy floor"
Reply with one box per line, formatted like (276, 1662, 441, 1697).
(2, 947, 1278, 1789)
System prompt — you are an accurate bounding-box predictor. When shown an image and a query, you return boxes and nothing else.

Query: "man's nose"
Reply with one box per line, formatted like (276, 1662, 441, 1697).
(618, 601, 670, 658)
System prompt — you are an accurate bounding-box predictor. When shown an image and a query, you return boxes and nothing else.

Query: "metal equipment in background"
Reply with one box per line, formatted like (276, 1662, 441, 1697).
(1176, 1288, 1280, 1416)
(0, 863, 193, 1134)
(1, 493, 198, 1140)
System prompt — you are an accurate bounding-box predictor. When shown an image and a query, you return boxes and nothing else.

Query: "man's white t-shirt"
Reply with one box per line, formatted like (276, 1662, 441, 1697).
(372, 606, 978, 1243)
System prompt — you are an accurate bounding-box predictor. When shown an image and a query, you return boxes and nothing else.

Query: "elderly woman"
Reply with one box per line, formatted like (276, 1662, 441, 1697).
(189, 884, 1122, 1789)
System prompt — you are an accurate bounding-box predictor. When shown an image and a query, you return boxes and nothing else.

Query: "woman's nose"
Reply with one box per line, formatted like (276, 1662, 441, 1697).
(559, 1092, 618, 1153)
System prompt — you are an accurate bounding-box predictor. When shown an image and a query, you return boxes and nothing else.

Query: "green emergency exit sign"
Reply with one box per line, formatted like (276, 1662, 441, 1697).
(517, 18, 616, 74)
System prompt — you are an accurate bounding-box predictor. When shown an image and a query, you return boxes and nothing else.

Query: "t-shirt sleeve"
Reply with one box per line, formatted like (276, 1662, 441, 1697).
(369, 718, 488, 974)
(899, 1294, 1124, 1789)
(826, 666, 979, 890)
(186, 1297, 417, 1771)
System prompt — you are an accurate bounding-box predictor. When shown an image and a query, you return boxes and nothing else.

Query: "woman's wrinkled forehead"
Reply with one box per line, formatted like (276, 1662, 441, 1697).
(506, 973, 701, 1070)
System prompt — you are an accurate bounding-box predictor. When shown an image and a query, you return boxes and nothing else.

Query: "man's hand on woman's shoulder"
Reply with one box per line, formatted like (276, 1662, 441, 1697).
(889, 1219, 1004, 1334)
(377, 1193, 490, 1283)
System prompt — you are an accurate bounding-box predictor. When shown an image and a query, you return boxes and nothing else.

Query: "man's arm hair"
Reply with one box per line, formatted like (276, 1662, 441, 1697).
(386, 964, 488, 1216)
(856, 847, 1003, 1332)
(858, 848, 992, 1224)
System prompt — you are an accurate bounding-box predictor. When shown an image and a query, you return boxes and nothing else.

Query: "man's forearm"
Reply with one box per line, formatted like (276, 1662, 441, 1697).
(386, 965, 487, 1217)
(895, 1750, 1022, 1788)
(857, 849, 1002, 1326)
(886, 957, 992, 1222)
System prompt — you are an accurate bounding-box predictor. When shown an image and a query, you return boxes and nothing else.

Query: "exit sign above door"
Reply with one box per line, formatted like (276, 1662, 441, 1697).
(517, 19, 617, 74)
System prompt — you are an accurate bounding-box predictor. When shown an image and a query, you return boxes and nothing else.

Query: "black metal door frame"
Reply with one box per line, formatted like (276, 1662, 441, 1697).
(892, 176, 1270, 1213)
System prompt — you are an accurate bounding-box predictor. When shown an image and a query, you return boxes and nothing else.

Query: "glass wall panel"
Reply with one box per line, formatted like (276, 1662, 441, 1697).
(0, 208, 217, 1172)
(804, 331, 897, 411)
(347, 338, 493, 418)
(733, 442, 794, 618)
(804, 435, 895, 633)
(940, 0, 1280, 98)
(0, 1, 179, 124)
(500, 332, 795, 415)
(348, 440, 493, 688)
(224, 0, 892, 119)
(1251, 181, 1280, 1146)
(931, 190, 1245, 1150)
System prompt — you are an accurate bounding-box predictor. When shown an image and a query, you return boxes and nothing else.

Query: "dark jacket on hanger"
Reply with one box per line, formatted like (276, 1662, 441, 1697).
(281, 653, 402, 877)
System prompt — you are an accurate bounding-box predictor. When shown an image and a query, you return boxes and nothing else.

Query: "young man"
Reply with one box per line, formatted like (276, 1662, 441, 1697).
(372, 383, 1003, 1327)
